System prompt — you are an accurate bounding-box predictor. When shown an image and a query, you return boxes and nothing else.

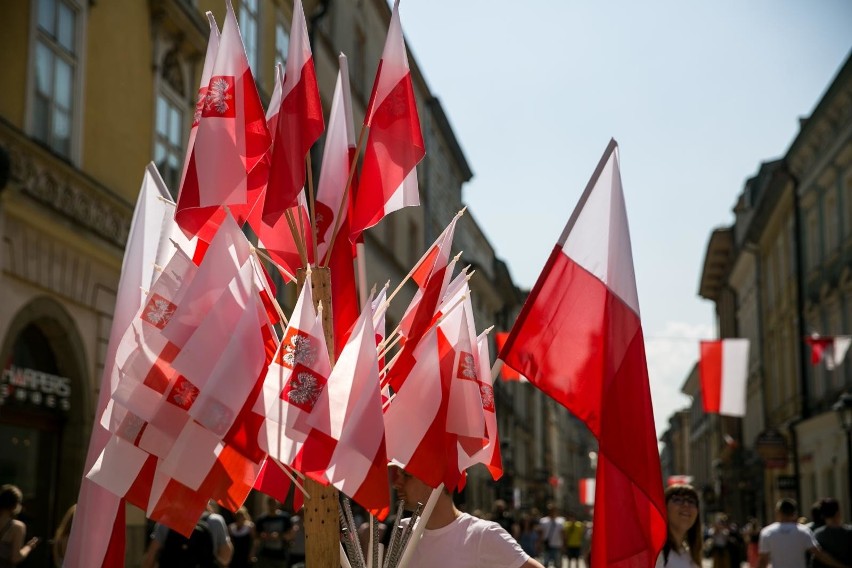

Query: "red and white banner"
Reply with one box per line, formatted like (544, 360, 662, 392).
(805, 334, 852, 371)
(498, 140, 666, 568)
(699, 338, 749, 417)
(579, 478, 595, 506)
(667, 475, 694, 487)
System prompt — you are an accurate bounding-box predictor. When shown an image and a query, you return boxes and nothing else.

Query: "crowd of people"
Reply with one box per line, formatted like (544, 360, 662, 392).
(658, 485, 852, 568)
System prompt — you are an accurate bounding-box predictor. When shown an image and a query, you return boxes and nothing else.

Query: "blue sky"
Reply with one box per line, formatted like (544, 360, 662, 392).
(398, 1, 852, 438)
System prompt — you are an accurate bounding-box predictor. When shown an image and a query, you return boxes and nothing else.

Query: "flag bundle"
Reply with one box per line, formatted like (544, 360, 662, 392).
(699, 338, 749, 417)
(805, 334, 852, 371)
(498, 140, 666, 568)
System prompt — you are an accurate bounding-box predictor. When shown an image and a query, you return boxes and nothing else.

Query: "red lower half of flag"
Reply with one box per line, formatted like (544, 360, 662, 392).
(699, 341, 723, 413)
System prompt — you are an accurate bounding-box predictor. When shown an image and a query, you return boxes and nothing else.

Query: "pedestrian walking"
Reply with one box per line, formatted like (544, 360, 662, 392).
(228, 506, 256, 568)
(757, 498, 848, 568)
(538, 503, 565, 568)
(813, 498, 852, 568)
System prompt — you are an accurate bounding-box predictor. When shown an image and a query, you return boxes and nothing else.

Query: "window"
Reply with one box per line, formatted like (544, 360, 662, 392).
(154, 93, 185, 196)
(240, 0, 260, 74)
(275, 16, 289, 67)
(33, 0, 79, 157)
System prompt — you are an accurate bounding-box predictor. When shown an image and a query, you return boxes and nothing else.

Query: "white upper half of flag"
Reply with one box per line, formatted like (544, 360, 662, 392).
(558, 140, 640, 316)
(282, 0, 313, 98)
(266, 62, 284, 124)
(719, 338, 749, 417)
(370, 0, 410, 115)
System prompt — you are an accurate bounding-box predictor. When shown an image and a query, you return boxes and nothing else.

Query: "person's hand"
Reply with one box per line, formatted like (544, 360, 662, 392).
(26, 537, 39, 549)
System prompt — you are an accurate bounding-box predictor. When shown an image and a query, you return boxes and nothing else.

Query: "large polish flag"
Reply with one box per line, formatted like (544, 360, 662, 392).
(498, 140, 666, 568)
(306, 297, 389, 518)
(805, 334, 852, 371)
(262, 0, 324, 222)
(175, 1, 271, 239)
(699, 339, 749, 417)
(349, 0, 424, 242)
(65, 163, 192, 568)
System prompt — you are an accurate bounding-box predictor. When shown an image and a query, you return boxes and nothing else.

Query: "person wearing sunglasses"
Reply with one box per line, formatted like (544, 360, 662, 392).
(656, 484, 703, 568)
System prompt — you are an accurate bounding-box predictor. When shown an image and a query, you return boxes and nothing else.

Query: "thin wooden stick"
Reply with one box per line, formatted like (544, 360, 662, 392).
(254, 247, 297, 284)
(307, 153, 319, 267)
(321, 125, 369, 267)
(277, 461, 311, 500)
(285, 208, 309, 266)
(250, 247, 289, 326)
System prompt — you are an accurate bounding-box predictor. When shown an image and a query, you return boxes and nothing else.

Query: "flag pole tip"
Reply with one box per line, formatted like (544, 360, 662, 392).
(483, 325, 495, 335)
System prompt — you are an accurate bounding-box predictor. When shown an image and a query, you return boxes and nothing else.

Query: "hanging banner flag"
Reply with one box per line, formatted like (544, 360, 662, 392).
(667, 475, 694, 487)
(699, 339, 749, 417)
(805, 334, 852, 371)
(579, 478, 595, 506)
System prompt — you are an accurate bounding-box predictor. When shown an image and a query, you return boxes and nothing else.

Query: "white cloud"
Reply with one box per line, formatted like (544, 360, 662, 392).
(644, 321, 714, 441)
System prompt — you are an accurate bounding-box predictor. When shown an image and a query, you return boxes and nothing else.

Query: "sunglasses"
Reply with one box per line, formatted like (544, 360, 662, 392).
(669, 495, 699, 507)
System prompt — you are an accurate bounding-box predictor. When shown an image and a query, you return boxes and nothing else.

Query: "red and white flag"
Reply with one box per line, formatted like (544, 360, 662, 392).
(457, 331, 502, 481)
(699, 338, 749, 417)
(498, 140, 666, 568)
(65, 163, 191, 568)
(306, 297, 389, 518)
(316, 56, 359, 356)
(262, 0, 324, 222)
(256, 273, 331, 466)
(175, 1, 271, 239)
(349, 0, 424, 242)
(805, 334, 852, 371)
(667, 475, 694, 487)
(579, 478, 595, 506)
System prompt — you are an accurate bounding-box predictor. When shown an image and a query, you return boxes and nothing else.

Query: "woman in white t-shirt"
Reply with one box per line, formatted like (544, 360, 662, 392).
(656, 484, 703, 568)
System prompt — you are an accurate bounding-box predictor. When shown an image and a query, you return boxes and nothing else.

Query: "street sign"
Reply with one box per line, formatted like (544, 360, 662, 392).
(755, 428, 789, 469)
(777, 475, 798, 491)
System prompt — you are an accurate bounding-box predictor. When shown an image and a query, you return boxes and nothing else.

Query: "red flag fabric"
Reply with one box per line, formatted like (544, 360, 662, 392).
(805, 335, 852, 370)
(175, 1, 271, 240)
(699, 339, 749, 417)
(262, 0, 324, 222)
(494, 332, 526, 382)
(349, 0, 424, 242)
(498, 140, 665, 568)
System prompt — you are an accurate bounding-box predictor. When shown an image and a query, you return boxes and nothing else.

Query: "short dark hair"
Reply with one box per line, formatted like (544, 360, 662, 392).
(819, 498, 839, 519)
(776, 498, 797, 516)
(0, 485, 23, 513)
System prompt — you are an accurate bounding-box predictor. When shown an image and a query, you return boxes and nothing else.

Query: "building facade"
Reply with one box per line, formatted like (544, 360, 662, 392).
(670, 52, 852, 525)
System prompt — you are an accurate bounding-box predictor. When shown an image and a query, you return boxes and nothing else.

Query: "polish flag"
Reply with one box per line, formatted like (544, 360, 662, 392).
(349, 0, 424, 242)
(256, 273, 331, 466)
(175, 1, 271, 239)
(498, 140, 666, 568)
(306, 297, 389, 518)
(65, 164, 191, 568)
(579, 478, 595, 506)
(316, 56, 359, 356)
(805, 335, 852, 371)
(458, 331, 503, 481)
(699, 339, 749, 417)
(262, 0, 324, 222)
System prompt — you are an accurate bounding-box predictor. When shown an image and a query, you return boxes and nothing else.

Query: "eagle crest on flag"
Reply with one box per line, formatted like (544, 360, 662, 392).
(282, 366, 326, 411)
(142, 294, 177, 329)
(203, 76, 235, 117)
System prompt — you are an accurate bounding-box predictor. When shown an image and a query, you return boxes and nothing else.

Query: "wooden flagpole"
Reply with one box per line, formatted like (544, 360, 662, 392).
(297, 266, 339, 567)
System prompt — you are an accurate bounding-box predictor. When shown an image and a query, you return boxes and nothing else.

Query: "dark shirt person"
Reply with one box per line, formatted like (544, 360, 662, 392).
(254, 497, 294, 568)
(813, 498, 852, 568)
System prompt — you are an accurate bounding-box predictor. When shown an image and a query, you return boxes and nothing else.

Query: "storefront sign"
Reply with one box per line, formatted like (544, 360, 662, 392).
(754, 428, 788, 469)
(0, 365, 71, 412)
